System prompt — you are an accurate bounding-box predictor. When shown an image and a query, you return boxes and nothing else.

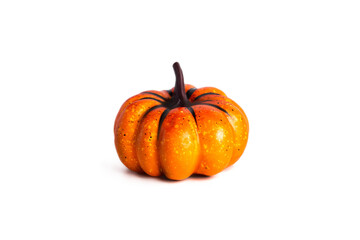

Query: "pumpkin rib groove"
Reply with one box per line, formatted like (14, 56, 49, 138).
(157, 108, 170, 137)
(142, 105, 164, 120)
(141, 91, 167, 101)
(196, 94, 245, 114)
(195, 103, 230, 116)
(138, 97, 164, 104)
(186, 87, 197, 99)
(187, 106, 198, 126)
(166, 89, 173, 96)
(192, 96, 243, 118)
(193, 92, 220, 101)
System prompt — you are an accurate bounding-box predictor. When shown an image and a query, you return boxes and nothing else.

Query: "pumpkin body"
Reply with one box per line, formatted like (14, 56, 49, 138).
(114, 63, 249, 180)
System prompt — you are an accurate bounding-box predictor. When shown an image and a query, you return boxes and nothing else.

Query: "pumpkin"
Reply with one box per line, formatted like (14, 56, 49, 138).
(114, 62, 249, 180)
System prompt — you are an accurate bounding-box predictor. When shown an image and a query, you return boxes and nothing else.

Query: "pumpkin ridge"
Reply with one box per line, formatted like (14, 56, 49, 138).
(191, 105, 234, 175)
(115, 99, 160, 173)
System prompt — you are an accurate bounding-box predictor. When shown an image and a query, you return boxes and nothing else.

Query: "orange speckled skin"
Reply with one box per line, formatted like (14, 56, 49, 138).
(114, 63, 249, 180)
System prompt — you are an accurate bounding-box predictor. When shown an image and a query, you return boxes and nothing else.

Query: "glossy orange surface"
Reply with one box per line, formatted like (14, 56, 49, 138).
(114, 63, 249, 180)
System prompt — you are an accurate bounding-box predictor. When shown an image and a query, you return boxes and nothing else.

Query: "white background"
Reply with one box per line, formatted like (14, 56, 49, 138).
(1, 1, 359, 239)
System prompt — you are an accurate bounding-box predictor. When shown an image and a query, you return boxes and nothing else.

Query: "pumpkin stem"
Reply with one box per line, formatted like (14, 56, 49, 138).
(173, 62, 189, 106)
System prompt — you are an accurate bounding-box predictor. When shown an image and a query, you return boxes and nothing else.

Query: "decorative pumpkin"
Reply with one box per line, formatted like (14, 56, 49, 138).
(114, 62, 249, 180)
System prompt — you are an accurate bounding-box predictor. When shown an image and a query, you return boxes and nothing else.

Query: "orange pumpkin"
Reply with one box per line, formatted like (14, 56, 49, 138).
(114, 62, 249, 180)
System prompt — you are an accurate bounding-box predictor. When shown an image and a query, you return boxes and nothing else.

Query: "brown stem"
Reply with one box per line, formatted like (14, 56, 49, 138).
(172, 62, 190, 106)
